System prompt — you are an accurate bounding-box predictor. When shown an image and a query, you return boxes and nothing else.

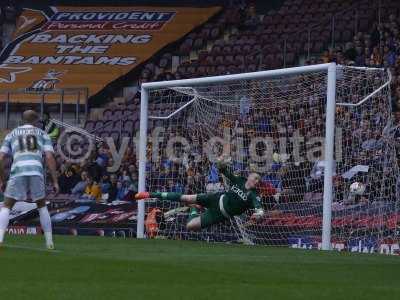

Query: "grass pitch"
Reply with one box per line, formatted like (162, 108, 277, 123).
(0, 235, 399, 300)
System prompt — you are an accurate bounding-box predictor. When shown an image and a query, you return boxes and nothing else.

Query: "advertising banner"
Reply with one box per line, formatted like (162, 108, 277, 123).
(49, 202, 138, 226)
(289, 235, 400, 255)
(0, 6, 221, 103)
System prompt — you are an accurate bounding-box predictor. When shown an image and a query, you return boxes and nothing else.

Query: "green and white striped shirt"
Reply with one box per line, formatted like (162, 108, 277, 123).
(0, 125, 54, 179)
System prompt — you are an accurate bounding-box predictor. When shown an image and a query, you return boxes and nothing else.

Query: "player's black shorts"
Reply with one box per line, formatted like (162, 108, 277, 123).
(196, 193, 228, 228)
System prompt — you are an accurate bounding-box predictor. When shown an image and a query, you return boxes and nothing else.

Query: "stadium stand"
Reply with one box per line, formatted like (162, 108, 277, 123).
(1, 0, 400, 240)
(143, 0, 375, 80)
(102, 0, 389, 116)
(62, 0, 398, 201)
(81, 1, 400, 135)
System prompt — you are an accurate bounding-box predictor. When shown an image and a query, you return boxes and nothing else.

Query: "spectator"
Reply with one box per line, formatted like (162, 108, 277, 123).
(107, 174, 119, 202)
(116, 181, 128, 201)
(383, 45, 396, 67)
(363, 47, 371, 65)
(83, 177, 102, 203)
(167, 179, 185, 193)
(97, 145, 110, 167)
(42, 112, 60, 141)
(321, 50, 330, 63)
(58, 166, 80, 194)
(120, 169, 131, 183)
(128, 172, 138, 193)
(128, 164, 136, 176)
(100, 173, 111, 194)
(207, 163, 219, 183)
(206, 176, 225, 193)
(71, 171, 89, 196)
(85, 154, 104, 182)
(262, 169, 282, 192)
(123, 146, 135, 165)
(361, 130, 383, 151)
(370, 46, 383, 66)
(122, 180, 137, 202)
(354, 46, 365, 66)
(344, 42, 357, 62)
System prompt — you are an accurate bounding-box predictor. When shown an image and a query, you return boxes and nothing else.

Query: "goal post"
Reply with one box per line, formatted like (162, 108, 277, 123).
(322, 63, 336, 250)
(137, 63, 396, 250)
(137, 86, 149, 239)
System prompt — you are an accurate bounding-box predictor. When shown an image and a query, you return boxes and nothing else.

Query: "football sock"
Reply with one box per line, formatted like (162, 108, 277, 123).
(150, 192, 182, 202)
(38, 207, 53, 246)
(0, 207, 10, 243)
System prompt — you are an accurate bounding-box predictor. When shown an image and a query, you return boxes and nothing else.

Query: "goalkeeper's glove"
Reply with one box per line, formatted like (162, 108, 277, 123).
(215, 156, 231, 170)
(216, 161, 227, 171)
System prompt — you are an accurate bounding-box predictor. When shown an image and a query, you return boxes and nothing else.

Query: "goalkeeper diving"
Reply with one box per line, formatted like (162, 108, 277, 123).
(135, 158, 265, 231)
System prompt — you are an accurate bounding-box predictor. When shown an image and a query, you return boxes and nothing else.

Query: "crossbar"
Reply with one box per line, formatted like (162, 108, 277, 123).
(142, 63, 333, 89)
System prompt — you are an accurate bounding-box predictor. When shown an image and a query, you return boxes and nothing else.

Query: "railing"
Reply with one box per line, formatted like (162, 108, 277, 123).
(50, 118, 103, 143)
(0, 87, 89, 129)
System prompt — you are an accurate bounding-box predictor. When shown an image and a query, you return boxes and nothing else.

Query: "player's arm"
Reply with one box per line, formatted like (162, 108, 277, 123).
(0, 135, 11, 191)
(216, 159, 236, 183)
(0, 153, 6, 191)
(250, 193, 265, 221)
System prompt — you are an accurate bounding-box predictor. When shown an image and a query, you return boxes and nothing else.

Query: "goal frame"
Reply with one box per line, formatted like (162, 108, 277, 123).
(138, 63, 337, 250)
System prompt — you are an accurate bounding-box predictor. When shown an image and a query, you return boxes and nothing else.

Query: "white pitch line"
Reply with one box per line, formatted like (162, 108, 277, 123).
(146, 253, 276, 259)
(3, 244, 62, 253)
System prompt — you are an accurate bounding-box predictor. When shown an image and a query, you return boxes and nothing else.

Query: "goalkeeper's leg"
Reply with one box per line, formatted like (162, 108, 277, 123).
(135, 192, 198, 205)
(135, 192, 227, 231)
(136, 192, 203, 230)
(186, 193, 227, 231)
(186, 209, 227, 231)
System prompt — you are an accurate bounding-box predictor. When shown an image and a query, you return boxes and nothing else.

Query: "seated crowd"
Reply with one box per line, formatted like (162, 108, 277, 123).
(49, 0, 399, 209)
(56, 145, 138, 203)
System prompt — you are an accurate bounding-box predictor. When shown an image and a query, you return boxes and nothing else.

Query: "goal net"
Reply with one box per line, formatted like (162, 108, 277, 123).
(138, 64, 399, 248)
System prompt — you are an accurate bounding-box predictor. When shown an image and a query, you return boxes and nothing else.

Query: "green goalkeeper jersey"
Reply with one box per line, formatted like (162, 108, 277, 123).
(218, 164, 262, 217)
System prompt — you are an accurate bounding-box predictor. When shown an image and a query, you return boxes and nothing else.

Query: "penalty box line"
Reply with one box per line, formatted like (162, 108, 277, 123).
(3, 244, 62, 253)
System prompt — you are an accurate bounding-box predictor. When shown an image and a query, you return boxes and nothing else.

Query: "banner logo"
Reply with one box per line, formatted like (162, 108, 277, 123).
(26, 69, 65, 92)
(43, 11, 176, 31)
(19, 15, 38, 30)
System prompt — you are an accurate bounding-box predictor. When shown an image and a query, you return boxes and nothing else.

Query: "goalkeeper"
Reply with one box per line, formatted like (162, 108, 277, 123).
(135, 159, 265, 231)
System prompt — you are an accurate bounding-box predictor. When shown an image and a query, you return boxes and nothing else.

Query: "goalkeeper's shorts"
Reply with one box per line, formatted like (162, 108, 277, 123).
(196, 193, 228, 228)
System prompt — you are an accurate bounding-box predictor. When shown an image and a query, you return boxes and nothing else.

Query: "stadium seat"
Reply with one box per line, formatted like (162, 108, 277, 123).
(123, 120, 134, 132)
(94, 121, 104, 132)
(103, 109, 113, 120)
(103, 120, 114, 132)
